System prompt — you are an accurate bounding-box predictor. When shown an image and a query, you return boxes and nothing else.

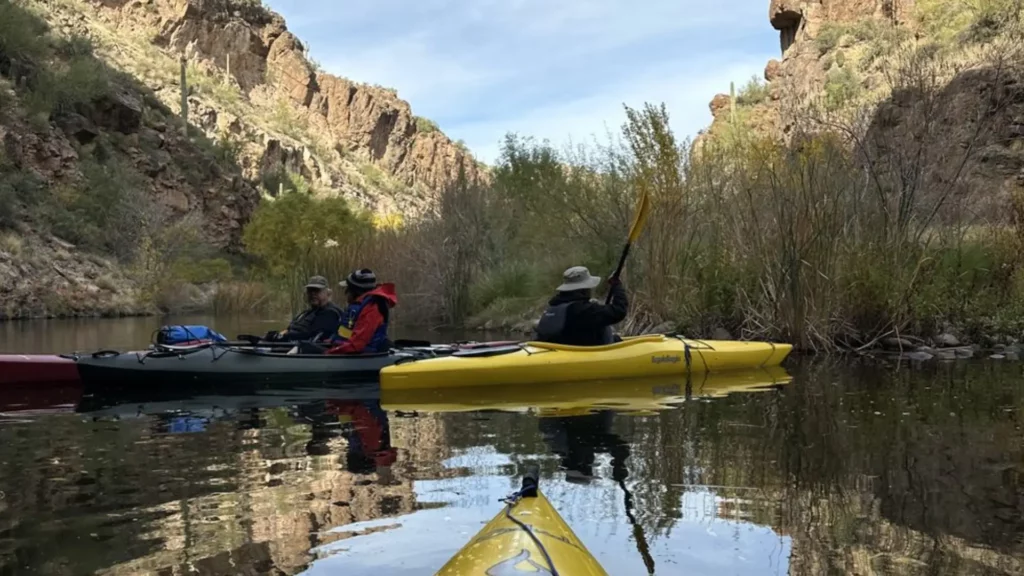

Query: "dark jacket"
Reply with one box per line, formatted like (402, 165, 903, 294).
(534, 282, 628, 346)
(284, 302, 344, 341)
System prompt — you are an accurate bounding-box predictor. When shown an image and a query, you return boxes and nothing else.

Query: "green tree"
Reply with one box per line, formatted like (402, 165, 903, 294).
(242, 185, 372, 277)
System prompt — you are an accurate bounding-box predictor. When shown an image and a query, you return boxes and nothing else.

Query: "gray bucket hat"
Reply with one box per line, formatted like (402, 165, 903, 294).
(556, 266, 601, 292)
(304, 275, 329, 290)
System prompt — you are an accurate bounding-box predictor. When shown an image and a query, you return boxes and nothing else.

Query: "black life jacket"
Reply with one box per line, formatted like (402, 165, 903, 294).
(534, 302, 614, 345)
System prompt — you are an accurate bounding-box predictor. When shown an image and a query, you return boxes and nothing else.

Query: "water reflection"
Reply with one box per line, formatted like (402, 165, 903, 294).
(0, 361, 1021, 575)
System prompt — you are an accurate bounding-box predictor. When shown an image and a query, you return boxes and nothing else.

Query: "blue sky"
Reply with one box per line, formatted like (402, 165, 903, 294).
(263, 0, 780, 163)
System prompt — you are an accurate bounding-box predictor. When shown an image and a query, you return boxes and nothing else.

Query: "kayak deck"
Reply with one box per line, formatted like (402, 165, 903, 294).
(0, 354, 81, 385)
(437, 468, 607, 575)
(72, 345, 433, 389)
(381, 334, 793, 390)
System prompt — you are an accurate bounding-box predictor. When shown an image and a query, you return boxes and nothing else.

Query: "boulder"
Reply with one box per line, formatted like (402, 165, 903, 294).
(710, 94, 732, 118)
(882, 337, 914, 350)
(266, 31, 317, 106)
(57, 113, 99, 144)
(711, 327, 733, 340)
(88, 87, 143, 134)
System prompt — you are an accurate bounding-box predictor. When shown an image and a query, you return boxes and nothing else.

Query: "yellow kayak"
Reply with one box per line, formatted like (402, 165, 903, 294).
(383, 366, 792, 417)
(381, 334, 793, 390)
(436, 467, 607, 575)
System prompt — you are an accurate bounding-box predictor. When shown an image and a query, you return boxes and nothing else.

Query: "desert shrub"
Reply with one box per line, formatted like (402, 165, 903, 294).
(0, 0, 50, 77)
(917, 0, 1023, 44)
(43, 154, 149, 259)
(470, 261, 542, 314)
(358, 162, 386, 188)
(824, 67, 861, 111)
(54, 34, 94, 59)
(415, 116, 439, 133)
(0, 164, 45, 229)
(242, 185, 374, 277)
(736, 75, 770, 106)
(815, 24, 845, 55)
(171, 257, 234, 284)
(267, 97, 309, 141)
(261, 168, 313, 196)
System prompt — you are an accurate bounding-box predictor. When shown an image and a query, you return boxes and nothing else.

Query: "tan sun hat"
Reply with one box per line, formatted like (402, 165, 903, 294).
(556, 266, 601, 292)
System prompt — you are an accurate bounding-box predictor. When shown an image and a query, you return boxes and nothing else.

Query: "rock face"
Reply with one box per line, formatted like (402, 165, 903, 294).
(85, 0, 483, 201)
(696, 0, 1024, 221)
(0, 233, 153, 320)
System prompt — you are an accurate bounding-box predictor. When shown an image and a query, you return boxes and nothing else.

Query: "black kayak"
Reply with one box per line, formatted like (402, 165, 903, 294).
(71, 344, 436, 390)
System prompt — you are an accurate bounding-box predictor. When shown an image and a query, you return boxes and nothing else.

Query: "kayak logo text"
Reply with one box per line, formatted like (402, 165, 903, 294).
(651, 354, 682, 364)
(487, 549, 554, 575)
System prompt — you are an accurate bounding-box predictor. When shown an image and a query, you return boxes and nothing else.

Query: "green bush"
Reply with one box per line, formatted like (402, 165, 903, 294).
(470, 261, 541, 314)
(824, 67, 861, 111)
(242, 186, 373, 277)
(45, 153, 149, 260)
(0, 0, 50, 72)
(261, 168, 313, 196)
(54, 35, 94, 59)
(735, 75, 770, 106)
(171, 257, 234, 283)
(0, 164, 45, 229)
(917, 0, 1021, 44)
(815, 24, 845, 55)
(415, 116, 439, 133)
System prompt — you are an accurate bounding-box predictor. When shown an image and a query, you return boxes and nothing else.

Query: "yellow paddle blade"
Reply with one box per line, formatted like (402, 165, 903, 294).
(627, 184, 652, 244)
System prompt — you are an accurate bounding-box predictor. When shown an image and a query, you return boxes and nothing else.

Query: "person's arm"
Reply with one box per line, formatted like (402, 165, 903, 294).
(578, 281, 628, 327)
(289, 308, 341, 341)
(326, 304, 384, 354)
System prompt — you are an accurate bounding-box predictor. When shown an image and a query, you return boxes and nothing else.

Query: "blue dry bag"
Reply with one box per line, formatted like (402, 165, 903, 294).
(156, 324, 228, 345)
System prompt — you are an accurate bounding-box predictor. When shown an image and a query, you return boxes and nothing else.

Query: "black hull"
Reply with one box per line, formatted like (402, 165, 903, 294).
(74, 346, 425, 392)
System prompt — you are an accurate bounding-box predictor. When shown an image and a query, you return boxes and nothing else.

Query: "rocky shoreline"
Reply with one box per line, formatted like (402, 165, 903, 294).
(864, 333, 1023, 363)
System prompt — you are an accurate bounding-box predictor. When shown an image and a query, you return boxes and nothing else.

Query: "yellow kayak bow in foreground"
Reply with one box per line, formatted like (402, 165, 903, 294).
(381, 334, 793, 390)
(436, 466, 607, 576)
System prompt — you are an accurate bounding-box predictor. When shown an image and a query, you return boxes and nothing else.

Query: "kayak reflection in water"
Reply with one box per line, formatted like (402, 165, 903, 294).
(537, 409, 630, 484)
(300, 399, 398, 482)
(539, 409, 658, 573)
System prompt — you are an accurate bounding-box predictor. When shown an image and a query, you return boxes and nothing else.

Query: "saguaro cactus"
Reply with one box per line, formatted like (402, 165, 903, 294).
(179, 55, 188, 136)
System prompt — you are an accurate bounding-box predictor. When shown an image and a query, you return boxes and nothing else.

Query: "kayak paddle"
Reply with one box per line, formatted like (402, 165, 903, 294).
(618, 478, 656, 574)
(606, 182, 652, 304)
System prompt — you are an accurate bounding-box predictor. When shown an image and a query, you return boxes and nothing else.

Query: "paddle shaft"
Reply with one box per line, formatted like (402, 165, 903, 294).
(618, 478, 656, 574)
(604, 242, 632, 305)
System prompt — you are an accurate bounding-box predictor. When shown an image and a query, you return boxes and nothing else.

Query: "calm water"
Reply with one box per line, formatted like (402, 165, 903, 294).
(0, 318, 1022, 575)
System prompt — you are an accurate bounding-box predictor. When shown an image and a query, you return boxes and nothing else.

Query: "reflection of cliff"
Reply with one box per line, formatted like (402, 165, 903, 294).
(95, 400, 426, 576)
(389, 411, 456, 480)
(0, 399, 447, 576)
(781, 487, 1024, 576)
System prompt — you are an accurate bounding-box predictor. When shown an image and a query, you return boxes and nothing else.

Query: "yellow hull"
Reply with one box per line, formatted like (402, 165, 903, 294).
(383, 366, 792, 417)
(436, 485, 607, 576)
(381, 335, 793, 391)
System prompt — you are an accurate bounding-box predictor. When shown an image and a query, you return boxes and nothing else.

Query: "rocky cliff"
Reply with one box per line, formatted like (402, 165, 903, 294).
(697, 0, 1024, 228)
(40, 0, 484, 216)
(0, 0, 483, 319)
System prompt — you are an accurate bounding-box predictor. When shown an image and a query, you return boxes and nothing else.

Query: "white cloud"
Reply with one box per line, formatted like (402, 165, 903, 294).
(264, 0, 780, 161)
(451, 55, 771, 163)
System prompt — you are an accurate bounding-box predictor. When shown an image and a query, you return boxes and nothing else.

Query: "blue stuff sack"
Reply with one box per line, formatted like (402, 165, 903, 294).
(156, 324, 228, 345)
